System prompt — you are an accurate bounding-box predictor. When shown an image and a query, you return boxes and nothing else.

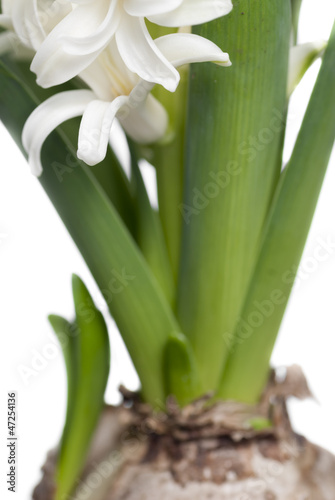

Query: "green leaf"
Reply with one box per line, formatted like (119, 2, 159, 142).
(129, 141, 175, 306)
(50, 276, 110, 500)
(291, 0, 303, 44)
(48, 315, 79, 444)
(177, 0, 291, 391)
(218, 21, 335, 403)
(0, 58, 181, 405)
(89, 146, 135, 236)
(163, 332, 203, 407)
(247, 417, 273, 431)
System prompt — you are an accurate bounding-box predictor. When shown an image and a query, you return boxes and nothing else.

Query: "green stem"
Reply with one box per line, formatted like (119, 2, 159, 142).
(129, 141, 175, 306)
(151, 72, 188, 284)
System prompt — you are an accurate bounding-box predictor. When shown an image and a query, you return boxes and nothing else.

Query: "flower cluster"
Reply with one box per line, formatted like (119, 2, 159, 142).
(0, 0, 233, 175)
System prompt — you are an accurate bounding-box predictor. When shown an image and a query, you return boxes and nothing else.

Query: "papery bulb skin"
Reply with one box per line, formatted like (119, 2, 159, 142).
(33, 395, 335, 500)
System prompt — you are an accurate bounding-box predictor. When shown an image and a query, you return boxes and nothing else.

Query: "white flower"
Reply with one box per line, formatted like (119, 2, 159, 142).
(29, 0, 233, 91)
(0, 0, 70, 54)
(288, 40, 326, 96)
(2, 0, 232, 174)
(22, 34, 231, 176)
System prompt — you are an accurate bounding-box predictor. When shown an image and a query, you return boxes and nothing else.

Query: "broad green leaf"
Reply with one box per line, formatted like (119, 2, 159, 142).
(163, 332, 203, 407)
(50, 276, 110, 500)
(177, 0, 291, 391)
(219, 21, 335, 403)
(129, 141, 175, 306)
(0, 59, 181, 404)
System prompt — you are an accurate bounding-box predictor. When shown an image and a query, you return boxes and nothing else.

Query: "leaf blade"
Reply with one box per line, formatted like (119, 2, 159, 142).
(0, 59, 181, 404)
(164, 332, 203, 407)
(48, 314, 79, 444)
(51, 276, 110, 500)
(177, 0, 291, 390)
(219, 21, 335, 403)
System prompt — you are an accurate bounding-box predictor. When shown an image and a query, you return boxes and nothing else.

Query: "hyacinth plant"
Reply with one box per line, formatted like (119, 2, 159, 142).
(1, 0, 335, 499)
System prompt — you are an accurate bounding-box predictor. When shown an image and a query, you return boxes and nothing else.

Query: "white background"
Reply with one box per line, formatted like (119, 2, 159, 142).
(1, 1, 335, 498)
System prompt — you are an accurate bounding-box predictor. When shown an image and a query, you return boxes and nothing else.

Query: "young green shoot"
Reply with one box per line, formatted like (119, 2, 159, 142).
(50, 275, 110, 500)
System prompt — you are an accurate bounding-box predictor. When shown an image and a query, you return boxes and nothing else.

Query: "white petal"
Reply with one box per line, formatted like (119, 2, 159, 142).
(77, 96, 128, 166)
(1, 0, 13, 16)
(11, 0, 45, 50)
(57, 0, 120, 56)
(41, 0, 73, 35)
(0, 14, 13, 30)
(155, 33, 231, 68)
(116, 14, 180, 92)
(80, 39, 138, 101)
(0, 31, 35, 59)
(124, 0, 183, 17)
(31, 0, 120, 88)
(148, 0, 233, 28)
(288, 41, 326, 96)
(121, 93, 168, 144)
(0, 32, 18, 56)
(71, 0, 95, 4)
(80, 58, 116, 101)
(22, 90, 95, 176)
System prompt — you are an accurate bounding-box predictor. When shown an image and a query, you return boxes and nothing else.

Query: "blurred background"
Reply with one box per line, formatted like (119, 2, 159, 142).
(1, 1, 335, 497)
